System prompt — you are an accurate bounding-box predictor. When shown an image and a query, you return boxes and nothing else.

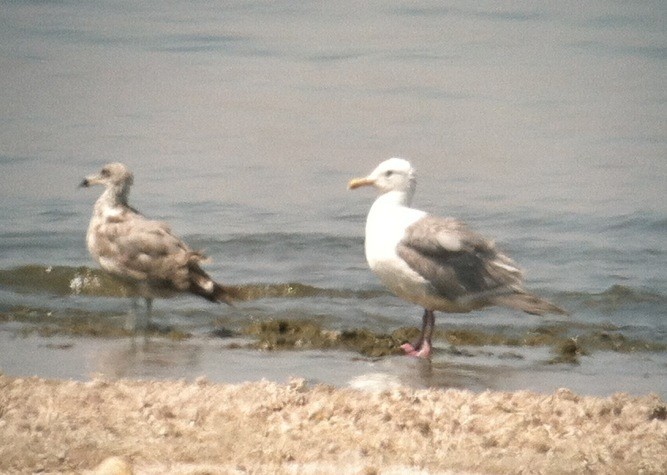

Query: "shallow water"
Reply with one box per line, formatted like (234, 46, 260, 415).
(1, 1, 665, 396)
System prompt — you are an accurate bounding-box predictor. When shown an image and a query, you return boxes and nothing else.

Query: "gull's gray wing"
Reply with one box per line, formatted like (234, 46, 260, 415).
(396, 215, 524, 304)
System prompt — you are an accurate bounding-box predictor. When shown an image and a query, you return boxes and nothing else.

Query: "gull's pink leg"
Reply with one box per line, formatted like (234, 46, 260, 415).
(401, 340, 432, 358)
(401, 309, 435, 358)
(400, 342, 418, 354)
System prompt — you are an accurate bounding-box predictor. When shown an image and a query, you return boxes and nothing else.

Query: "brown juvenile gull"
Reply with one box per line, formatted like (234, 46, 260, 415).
(80, 162, 235, 330)
(349, 158, 566, 358)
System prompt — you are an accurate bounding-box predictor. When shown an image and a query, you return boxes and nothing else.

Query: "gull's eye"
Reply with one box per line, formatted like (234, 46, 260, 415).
(384, 170, 394, 178)
(100, 168, 111, 178)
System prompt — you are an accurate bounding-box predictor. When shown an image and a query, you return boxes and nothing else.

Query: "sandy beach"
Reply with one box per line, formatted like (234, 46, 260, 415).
(1, 374, 665, 474)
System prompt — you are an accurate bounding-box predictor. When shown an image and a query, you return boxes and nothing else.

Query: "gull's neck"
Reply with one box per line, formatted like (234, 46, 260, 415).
(95, 184, 131, 212)
(366, 188, 422, 236)
(364, 187, 424, 267)
(371, 188, 415, 211)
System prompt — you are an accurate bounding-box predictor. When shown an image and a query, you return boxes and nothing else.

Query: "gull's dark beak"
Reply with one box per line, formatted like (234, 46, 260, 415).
(79, 178, 90, 188)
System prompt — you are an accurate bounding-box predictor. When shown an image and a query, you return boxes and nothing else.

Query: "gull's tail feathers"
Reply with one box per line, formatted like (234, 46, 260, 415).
(490, 292, 568, 316)
(186, 253, 239, 306)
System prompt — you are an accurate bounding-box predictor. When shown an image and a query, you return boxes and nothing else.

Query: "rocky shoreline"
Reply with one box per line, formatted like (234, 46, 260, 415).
(1, 374, 665, 474)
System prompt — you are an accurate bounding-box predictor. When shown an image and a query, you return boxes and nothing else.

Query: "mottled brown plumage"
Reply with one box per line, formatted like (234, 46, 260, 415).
(80, 162, 234, 329)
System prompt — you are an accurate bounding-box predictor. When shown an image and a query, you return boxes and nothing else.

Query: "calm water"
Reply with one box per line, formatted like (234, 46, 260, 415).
(1, 1, 665, 396)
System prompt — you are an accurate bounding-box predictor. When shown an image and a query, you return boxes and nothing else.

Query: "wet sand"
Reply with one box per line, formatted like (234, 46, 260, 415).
(1, 374, 665, 474)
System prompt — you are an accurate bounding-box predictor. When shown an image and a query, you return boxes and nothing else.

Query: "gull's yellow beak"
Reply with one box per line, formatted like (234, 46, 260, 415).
(347, 177, 375, 190)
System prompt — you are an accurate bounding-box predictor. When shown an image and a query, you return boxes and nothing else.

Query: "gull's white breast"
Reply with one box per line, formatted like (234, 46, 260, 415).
(364, 200, 433, 305)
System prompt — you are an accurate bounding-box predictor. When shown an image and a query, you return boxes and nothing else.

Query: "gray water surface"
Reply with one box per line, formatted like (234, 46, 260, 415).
(1, 1, 665, 396)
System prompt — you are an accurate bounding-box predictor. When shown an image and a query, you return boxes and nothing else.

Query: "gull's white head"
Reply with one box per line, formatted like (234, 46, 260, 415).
(80, 162, 134, 203)
(348, 158, 417, 197)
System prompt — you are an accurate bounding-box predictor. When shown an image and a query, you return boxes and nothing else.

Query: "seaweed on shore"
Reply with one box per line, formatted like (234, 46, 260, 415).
(1, 306, 665, 360)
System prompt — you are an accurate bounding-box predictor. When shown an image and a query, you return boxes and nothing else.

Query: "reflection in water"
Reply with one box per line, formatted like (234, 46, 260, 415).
(398, 350, 514, 392)
(95, 336, 204, 380)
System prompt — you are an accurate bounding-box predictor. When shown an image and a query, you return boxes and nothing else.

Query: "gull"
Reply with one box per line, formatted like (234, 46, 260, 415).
(349, 158, 566, 358)
(80, 162, 235, 330)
